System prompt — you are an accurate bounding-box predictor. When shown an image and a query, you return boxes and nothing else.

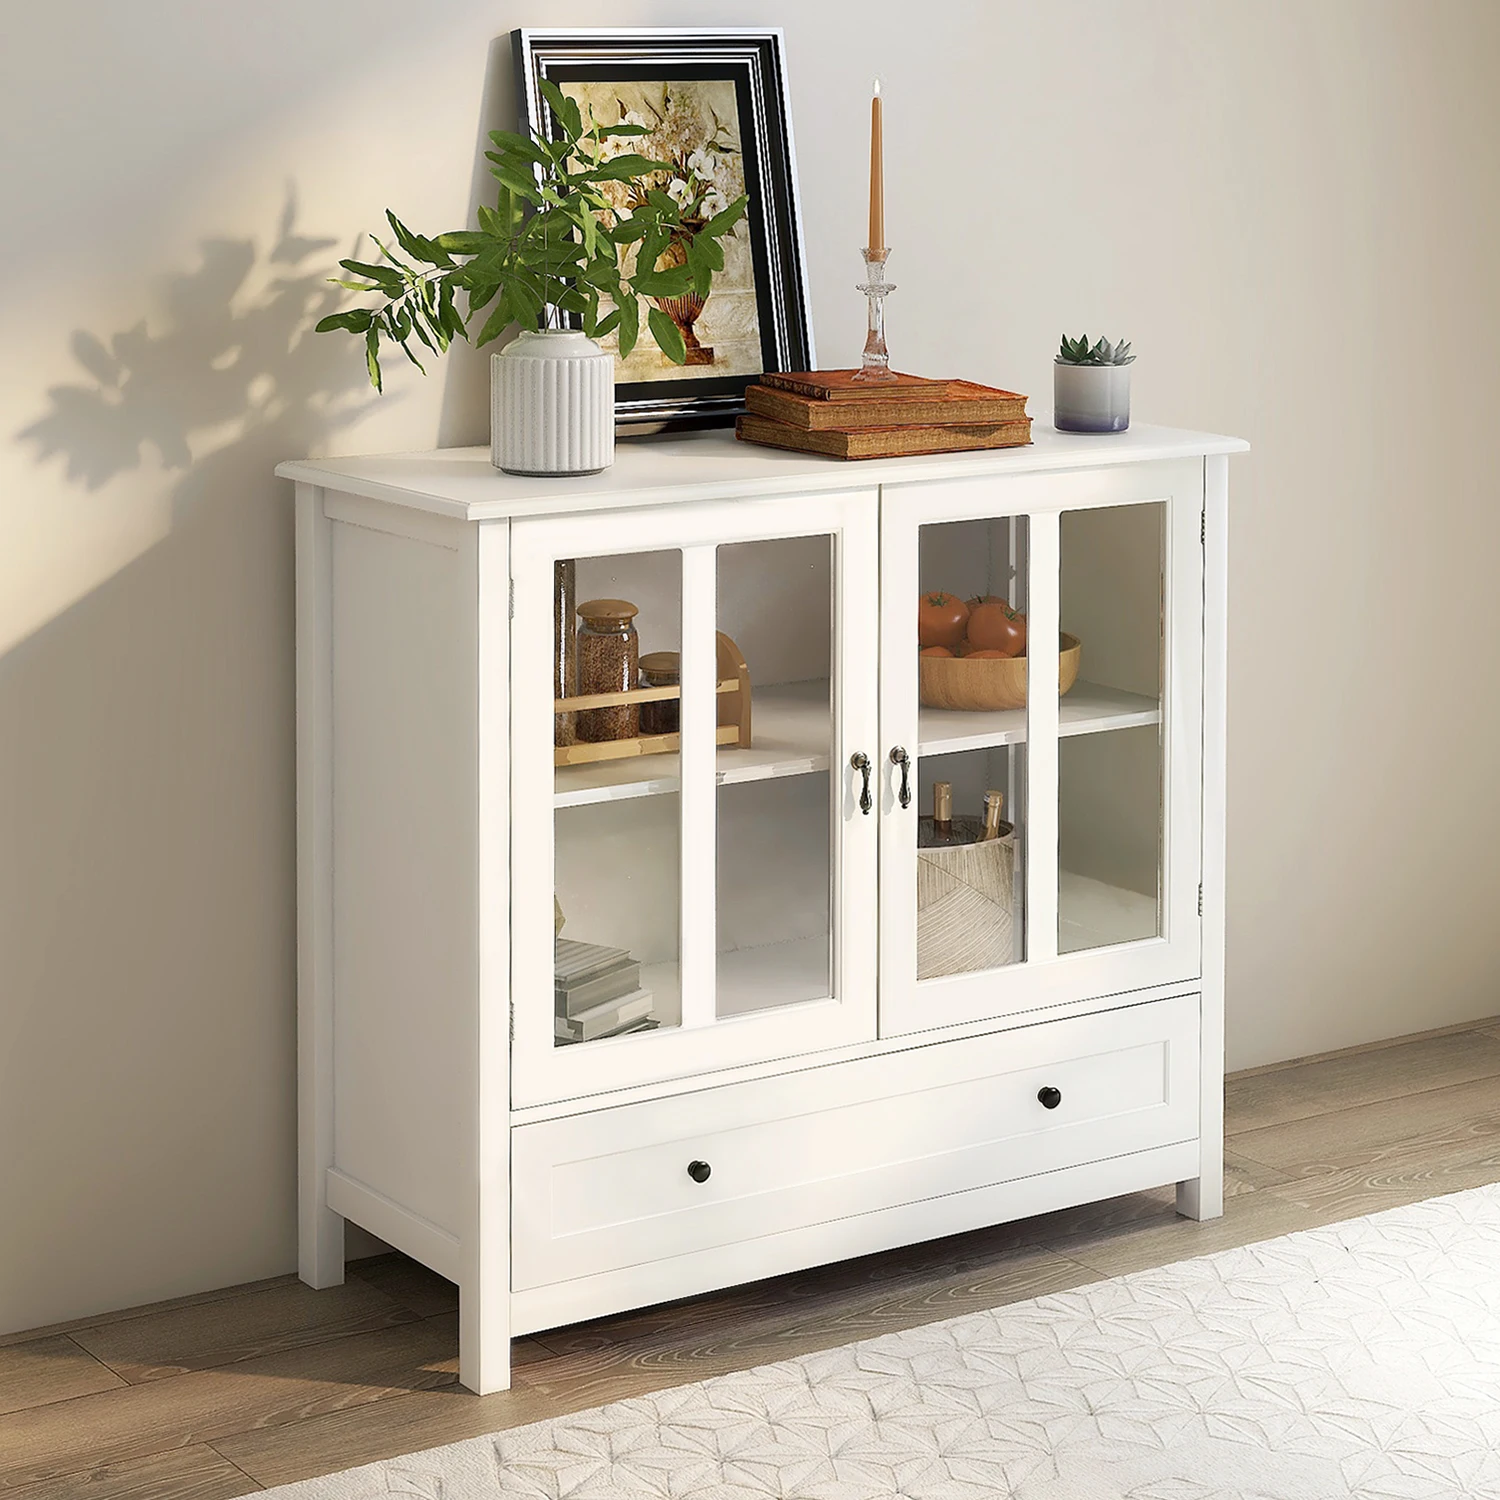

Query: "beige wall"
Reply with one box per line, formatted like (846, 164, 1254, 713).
(4, 0, 1498, 1331)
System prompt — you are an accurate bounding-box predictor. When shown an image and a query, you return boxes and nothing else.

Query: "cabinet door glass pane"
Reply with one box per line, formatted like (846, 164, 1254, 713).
(1058, 503, 1165, 952)
(715, 536, 834, 1015)
(915, 515, 1029, 978)
(553, 549, 683, 1046)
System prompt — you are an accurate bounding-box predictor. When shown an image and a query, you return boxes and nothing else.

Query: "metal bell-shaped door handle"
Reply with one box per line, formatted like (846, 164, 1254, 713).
(851, 752, 873, 815)
(890, 746, 912, 808)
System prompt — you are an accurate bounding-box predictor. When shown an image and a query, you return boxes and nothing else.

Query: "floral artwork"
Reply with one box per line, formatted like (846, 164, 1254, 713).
(518, 28, 813, 426)
(561, 80, 764, 382)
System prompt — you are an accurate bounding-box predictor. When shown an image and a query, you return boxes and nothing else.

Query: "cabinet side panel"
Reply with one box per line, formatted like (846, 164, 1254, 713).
(296, 483, 344, 1287)
(331, 519, 472, 1236)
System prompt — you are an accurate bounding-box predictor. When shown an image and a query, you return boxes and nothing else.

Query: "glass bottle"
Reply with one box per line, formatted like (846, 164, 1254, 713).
(918, 781, 1012, 849)
(919, 782, 987, 849)
(981, 789, 1005, 840)
(933, 781, 953, 836)
(638, 651, 681, 735)
(576, 598, 640, 742)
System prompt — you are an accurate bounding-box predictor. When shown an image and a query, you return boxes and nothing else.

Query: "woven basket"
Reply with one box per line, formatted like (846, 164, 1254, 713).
(916, 819, 1016, 981)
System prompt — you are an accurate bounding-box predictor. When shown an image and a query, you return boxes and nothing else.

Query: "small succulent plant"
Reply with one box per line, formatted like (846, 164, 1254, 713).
(1056, 335, 1135, 366)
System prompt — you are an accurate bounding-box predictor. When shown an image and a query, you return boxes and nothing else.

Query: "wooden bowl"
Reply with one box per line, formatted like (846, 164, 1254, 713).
(919, 633, 1081, 712)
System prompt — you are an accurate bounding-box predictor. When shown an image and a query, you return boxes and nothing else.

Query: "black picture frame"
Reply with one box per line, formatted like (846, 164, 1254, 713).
(514, 28, 815, 432)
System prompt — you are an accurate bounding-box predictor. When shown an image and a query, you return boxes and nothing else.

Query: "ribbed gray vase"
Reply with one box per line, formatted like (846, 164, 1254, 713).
(491, 330, 614, 476)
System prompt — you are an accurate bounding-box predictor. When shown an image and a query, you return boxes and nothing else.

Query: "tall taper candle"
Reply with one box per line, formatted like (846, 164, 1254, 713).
(868, 78, 884, 253)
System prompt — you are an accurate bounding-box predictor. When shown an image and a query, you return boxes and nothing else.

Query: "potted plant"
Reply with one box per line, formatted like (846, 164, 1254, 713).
(1053, 335, 1135, 433)
(317, 79, 746, 476)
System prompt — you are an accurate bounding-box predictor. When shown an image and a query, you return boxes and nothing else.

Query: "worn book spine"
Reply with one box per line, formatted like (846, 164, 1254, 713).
(759, 369, 961, 401)
(736, 414, 1033, 460)
(555, 990, 655, 1041)
(556, 962, 643, 1018)
(745, 383, 1028, 431)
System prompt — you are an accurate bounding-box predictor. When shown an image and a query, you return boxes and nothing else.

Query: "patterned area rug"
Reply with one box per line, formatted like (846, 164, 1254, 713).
(266, 1185, 1500, 1499)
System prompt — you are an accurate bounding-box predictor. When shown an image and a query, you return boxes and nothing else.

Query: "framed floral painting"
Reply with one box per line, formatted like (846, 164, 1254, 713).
(514, 28, 815, 430)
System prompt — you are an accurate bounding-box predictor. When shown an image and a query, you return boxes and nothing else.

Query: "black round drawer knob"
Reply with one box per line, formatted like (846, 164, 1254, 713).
(1037, 1086, 1063, 1110)
(687, 1160, 712, 1183)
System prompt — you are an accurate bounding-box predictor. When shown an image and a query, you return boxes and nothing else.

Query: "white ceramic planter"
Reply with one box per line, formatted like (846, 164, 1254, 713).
(1053, 363, 1132, 433)
(491, 330, 614, 476)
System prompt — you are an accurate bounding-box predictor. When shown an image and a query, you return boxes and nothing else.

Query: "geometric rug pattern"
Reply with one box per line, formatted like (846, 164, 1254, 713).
(261, 1184, 1500, 1499)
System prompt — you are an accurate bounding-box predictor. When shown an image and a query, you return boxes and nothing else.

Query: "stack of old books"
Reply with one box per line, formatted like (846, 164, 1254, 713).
(555, 938, 656, 1044)
(735, 371, 1031, 460)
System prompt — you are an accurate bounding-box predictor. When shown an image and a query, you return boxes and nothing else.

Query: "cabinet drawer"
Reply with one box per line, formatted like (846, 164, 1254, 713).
(512, 994, 1199, 1290)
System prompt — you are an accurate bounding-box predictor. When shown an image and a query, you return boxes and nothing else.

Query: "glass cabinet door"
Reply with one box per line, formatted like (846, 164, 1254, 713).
(879, 462, 1203, 1037)
(509, 493, 878, 1108)
(1058, 501, 1169, 955)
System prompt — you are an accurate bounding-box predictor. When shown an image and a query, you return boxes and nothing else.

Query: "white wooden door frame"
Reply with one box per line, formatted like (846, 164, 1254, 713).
(878, 460, 1205, 1036)
(510, 491, 880, 1108)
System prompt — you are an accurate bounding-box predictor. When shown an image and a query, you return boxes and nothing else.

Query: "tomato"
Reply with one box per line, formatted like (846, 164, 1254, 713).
(920, 645, 955, 657)
(965, 648, 1014, 659)
(918, 591, 969, 649)
(966, 598, 1027, 655)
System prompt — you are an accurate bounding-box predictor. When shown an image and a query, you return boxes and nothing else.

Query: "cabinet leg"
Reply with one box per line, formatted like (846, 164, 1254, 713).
(459, 1284, 512, 1395)
(299, 1199, 345, 1290)
(1176, 1167, 1224, 1223)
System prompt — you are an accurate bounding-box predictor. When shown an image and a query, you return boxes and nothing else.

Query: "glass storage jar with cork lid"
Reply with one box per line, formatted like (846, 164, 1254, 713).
(638, 651, 681, 735)
(576, 599, 640, 742)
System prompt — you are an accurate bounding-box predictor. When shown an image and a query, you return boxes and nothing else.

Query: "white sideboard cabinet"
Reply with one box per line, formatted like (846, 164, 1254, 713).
(279, 423, 1245, 1394)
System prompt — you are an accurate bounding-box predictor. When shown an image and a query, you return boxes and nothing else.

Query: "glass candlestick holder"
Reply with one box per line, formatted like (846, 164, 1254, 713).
(852, 247, 896, 382)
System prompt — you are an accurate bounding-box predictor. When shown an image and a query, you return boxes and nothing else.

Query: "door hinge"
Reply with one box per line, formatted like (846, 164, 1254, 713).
(1201, 508, 1206, 546)
(1198, 882, 1204, 917)
(509, 578, 515, 619)
(508, 997, 515, 1043)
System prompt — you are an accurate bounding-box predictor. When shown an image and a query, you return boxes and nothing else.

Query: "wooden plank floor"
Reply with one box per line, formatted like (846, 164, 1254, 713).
(5, 1014, 1500, 1497)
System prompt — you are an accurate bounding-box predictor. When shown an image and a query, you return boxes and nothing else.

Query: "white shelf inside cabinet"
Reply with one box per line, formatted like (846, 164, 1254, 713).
(1058, 871, 1160, 954)
(567, 888, 1156, 1028)
(554, 679, 832, 808)
(717, 936, 831, 1018)
(918, 681, 1160, 757)
(564, 937, 830, 1048)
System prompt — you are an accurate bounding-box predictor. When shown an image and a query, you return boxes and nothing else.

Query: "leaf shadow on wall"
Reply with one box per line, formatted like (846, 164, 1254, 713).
(2, 41, 522, 1309)
(19, 188, 372, 509)
(433, 29, 522, 449)
(0, 189, 384, 1321)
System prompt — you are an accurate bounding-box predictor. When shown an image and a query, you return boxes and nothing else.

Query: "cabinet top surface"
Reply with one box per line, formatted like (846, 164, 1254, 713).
(276, 423, 1248, 522)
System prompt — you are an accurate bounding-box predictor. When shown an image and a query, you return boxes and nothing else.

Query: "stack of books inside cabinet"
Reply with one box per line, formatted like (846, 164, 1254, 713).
(555, 938, 657, 1043)
(736, 371, 1032, 460)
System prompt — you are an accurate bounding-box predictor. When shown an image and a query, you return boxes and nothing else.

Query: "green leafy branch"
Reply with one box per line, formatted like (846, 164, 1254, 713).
(1056, 334, 1135, 367)
(316, 78, 748, 390)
